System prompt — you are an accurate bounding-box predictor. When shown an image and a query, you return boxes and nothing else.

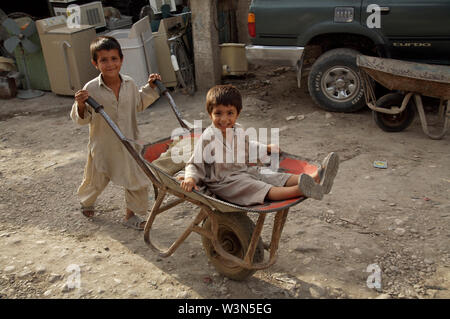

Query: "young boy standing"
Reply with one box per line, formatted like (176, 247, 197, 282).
(71, 36, 161, 230)
(178, 85, 339, 206)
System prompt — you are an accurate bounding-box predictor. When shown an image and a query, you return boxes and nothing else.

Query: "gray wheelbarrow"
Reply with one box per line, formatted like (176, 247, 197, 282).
(357, 55, 450, 140)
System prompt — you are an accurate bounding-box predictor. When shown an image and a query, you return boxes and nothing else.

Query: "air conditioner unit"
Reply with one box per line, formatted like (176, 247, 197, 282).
(80, 2, 106, 29)
(49, 0, 78, 3)
(56, 1, 106, 29)
(149, 0, 177, 14)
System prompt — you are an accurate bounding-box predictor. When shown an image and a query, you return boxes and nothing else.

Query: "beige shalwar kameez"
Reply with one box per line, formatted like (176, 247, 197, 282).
(70, 74, 159, 214)
(185, 124, 291, 206)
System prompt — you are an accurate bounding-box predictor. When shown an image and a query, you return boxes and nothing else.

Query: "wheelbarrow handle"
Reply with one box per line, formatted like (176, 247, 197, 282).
(84, 95, 161, 186)
(155, 79, 168, 95)
(86, 96, 103, 113)
(154, 79, 192, 130)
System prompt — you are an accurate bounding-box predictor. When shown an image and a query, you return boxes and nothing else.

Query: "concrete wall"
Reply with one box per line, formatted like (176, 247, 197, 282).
(236, 0, 252, 44)
(190, 0, 252, 90)
(190, 0, 222, 90)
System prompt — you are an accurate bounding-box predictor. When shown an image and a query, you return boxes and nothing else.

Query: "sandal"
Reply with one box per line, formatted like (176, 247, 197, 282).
(81, 206, 95, 218)
(298, 173, 324, 200)
(318, 152, 339, 194)
(123, 214, 146, 231)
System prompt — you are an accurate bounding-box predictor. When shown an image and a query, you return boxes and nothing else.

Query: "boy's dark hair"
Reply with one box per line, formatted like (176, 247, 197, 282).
(206, 84, 242, 114)
(90, 36, 123, 62)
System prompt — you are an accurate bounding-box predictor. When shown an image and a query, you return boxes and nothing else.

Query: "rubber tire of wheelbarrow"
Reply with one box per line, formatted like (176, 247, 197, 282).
(307, 48, 366, 113)
(201, 212, 264, 281)
(373, 93, 416, 132)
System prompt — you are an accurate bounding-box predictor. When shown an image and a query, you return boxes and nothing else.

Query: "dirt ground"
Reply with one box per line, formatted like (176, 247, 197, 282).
(0, 66, 449, 300)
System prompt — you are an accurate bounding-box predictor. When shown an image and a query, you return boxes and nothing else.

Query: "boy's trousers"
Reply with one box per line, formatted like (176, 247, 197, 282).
(78, 157, 149, 215)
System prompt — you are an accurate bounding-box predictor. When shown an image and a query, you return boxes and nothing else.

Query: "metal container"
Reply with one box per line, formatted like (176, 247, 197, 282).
(0, 74, 17, 99)
(220, 43, 248, 76)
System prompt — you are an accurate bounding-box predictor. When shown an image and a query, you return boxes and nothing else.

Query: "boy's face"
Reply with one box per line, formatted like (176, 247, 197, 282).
(209, 104, 239, 135)
(92, 49, 123, 79)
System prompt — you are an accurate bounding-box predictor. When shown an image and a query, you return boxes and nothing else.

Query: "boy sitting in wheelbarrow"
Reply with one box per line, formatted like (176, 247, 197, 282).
(71, 36, 162, 230)
(177, 84, 339, 205)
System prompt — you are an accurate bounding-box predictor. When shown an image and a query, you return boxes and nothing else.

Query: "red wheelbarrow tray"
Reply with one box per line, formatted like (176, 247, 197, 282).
(141, 130, 318, 213)
(139, 129, 319, 274)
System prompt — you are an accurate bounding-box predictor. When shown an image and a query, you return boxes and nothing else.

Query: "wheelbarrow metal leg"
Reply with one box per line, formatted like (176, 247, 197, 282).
(152, 184, 159, 202)
(415, 94, 449, 140)
(191, 209, 214, 241)
(244, 213, 266, 264)
(153, 198, 186, 216)
(438, 99, 446, 119)
(268, 209, 289, 263)
(161, 208, 209, 257)
(144, 189, 211, 257)
(144, 189, 167, 250)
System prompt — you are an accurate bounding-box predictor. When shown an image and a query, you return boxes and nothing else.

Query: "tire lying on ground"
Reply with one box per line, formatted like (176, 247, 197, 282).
(308, 48, 366, 113)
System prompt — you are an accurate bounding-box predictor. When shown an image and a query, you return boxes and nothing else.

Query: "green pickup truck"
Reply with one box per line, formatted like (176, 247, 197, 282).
(245, 0, 450, 112)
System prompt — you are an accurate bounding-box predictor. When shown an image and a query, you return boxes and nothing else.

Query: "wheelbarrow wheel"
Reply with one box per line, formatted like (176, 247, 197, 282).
(373, 93, 416, 132)
(201, 212, 264, 281)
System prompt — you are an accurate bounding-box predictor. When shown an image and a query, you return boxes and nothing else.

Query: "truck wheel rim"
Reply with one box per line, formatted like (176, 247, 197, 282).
(321, 66, 360, 102)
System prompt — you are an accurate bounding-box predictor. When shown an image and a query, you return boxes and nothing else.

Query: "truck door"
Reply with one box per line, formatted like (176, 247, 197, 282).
(361, 0, 450, 64)
(251, 0, 363, 46)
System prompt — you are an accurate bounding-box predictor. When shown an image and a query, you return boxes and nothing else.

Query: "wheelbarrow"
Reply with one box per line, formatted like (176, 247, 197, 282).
(357, 55, 450, 140)
(86, 81, 318, 280)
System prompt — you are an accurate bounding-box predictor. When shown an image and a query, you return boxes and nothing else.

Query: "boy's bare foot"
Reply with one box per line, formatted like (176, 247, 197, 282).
(81, 206, 94, 218)
(318, 152, 339, 194)
(298, 173, 324, 200)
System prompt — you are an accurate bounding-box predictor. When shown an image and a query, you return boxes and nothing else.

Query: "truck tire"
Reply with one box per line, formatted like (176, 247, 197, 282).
(308, 48, 366, 112)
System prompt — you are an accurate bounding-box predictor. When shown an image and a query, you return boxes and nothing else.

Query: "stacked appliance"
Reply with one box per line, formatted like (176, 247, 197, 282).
(49, 0, 106, 30)
(106, 16, 158, 87)
(36, 15, 98, 95)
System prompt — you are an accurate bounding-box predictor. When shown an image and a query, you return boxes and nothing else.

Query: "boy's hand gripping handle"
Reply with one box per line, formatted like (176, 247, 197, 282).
(86, 96, 103, 113)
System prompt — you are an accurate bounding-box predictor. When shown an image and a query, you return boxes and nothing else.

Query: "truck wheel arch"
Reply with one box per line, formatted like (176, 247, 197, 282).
(298, 21, 388, 61)
(298, 22, 386, 49)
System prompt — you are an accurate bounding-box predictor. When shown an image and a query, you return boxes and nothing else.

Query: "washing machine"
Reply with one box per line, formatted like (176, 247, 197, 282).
(36, 15, 98, 96)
